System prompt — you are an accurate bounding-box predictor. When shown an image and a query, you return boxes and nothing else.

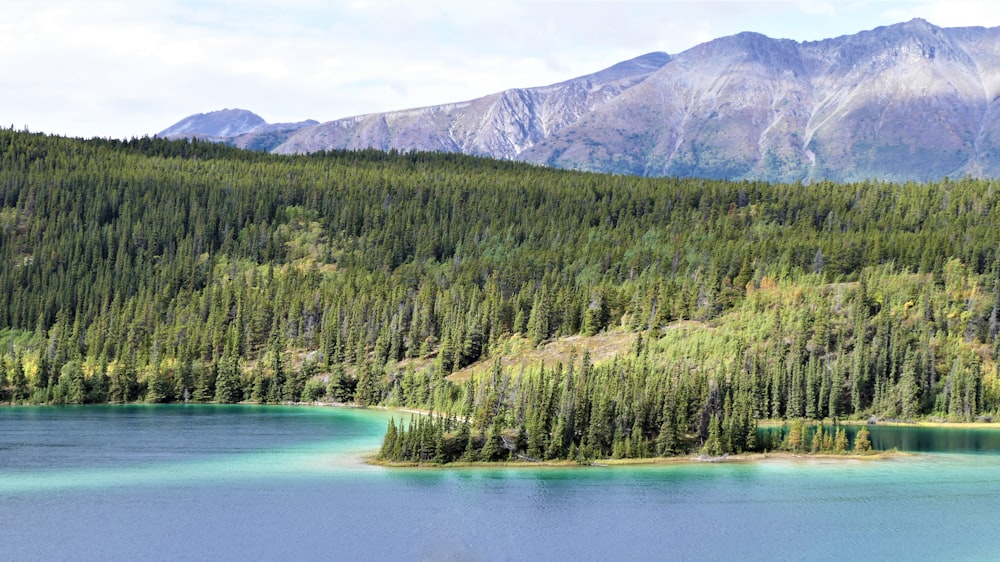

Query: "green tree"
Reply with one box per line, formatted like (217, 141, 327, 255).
(702, 414, 723, 456)
(480, 420, 504, 462)
(833, 427, 849, 453)
(9, 356, 29, 403)
(214, 356, 242, 404)
(784, 419, 805, 453)
(380, 418, 399, 460)
(354, 362, 382, 406)
(853, 426, 872, 454)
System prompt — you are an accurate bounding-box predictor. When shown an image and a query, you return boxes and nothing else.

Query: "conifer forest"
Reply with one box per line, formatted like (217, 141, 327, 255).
(2, 129, 999, 463)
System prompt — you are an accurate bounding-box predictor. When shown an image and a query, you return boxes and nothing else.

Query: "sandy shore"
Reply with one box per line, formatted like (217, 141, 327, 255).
(366, 449, 908, 469)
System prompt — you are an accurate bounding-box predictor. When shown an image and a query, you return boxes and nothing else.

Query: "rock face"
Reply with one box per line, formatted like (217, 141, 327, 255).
(159, 108, 267, 138)
(165, 19, 1000, 182)
(272, 52, 672, 159)
(523, 18, 1000, 182)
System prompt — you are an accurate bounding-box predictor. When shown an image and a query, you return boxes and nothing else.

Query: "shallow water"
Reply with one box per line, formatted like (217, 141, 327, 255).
(3, 406, 1000, 561)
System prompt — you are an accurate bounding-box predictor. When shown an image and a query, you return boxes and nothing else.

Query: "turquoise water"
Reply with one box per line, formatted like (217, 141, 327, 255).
(4, 407, 1000, 560)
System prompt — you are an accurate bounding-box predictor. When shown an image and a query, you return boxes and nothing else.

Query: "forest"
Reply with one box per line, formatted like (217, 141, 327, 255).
(1, 128, 998, 463)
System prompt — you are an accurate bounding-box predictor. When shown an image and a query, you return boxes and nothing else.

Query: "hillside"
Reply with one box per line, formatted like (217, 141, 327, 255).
(1, 130, 999, 460)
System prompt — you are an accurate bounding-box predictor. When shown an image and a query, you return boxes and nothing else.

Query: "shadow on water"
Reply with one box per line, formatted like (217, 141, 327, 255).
(759, 422, 1000, 454)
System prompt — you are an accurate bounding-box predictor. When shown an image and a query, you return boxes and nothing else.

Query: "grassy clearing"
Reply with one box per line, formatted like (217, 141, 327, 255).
(446, 331, 640, 383)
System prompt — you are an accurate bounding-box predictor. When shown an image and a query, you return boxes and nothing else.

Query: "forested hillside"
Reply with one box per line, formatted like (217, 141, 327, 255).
(1, 129, 998, 462)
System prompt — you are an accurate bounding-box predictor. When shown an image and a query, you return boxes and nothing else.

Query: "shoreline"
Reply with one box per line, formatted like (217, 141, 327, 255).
(856, 420, 1000, 429)
(365, 449, 909, 469)
(757, 418, 1000, 430)
(7, 399, 1000, 432)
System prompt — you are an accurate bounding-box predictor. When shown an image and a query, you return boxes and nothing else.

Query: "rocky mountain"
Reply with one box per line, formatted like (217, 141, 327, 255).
(158, 109, 318, 152)
(163, 19, 1000, 183)
(272, 52, 671, 159)
(519, 18, 1000, 182)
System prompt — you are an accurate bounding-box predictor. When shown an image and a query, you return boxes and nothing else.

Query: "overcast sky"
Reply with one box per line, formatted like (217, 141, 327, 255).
(4, 0, 1000, 139)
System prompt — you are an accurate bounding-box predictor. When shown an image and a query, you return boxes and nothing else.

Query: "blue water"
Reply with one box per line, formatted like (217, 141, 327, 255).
(3, 406, 1000, 561)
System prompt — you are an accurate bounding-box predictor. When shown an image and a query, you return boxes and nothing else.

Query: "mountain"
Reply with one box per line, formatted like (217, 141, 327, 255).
(520, 18, 1000, 182)
(158, 109, 318, 152)
(163, 19, 1000, 182)
(159, 108, 267, 138)
(272, 52, 671, 159)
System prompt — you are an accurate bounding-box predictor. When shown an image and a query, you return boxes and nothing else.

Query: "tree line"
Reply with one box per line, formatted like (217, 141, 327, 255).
(1, 129, 998, 461)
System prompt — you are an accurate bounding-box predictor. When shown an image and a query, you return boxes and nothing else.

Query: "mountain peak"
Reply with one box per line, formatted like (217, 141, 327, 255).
(158, 108, 267, 138)
(160, 19, 1000, 183)
(900, 17, 935, 29)
(860, 17, 947, 44)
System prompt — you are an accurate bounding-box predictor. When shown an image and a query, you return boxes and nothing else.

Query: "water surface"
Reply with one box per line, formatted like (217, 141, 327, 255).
(4, 406, 1000, 561)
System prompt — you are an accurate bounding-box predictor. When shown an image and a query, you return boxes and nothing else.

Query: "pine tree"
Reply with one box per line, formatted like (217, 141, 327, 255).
(250, 367, 269, 404)
(380, 418, 399, 460)
(10, 355, 28, 403)
(193, 363, 215, 403)
(327, 364, 355, 403)
(810, 425, 824, 453)
(833, 427, 849, 454)
(480, 420, 504, 462)
(355, 362, 382, 406)
(526, 290, 551, 346)
(0, 357, 8, 403)
(702, 414, 723, 456)
(853, 426, 872, 454)
(145, 364, 171, 404)
(785, 418, 805, 453)
(214, 356, 242, 404)
(462, 427, 479, 462)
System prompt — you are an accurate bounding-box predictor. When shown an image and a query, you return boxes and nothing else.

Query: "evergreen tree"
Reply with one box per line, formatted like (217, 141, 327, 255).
(250, 367, 269, 404)
(193, 363, 216, 403)
(2, 130, 1000, 463)
(785, 419, 805, 453)
(480, 420, 504, 462)
(0, 358, 8, 403)
(833, 427, 849, 454)
(702, 414, 723, 456)
(853, 426, 872, 454)
(214, 356, 242, 404)
(355, 362, 382, 406)
(380, 418, 399, 460)
(9, 355, 28, 403)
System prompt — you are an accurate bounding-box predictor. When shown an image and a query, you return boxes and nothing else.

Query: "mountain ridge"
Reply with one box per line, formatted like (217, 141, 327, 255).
(159, 19, 1000, 182)
(158, 109, 318, 152)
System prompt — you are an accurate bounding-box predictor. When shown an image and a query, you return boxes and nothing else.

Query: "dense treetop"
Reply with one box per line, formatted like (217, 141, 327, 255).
(1, 129, 998, 462)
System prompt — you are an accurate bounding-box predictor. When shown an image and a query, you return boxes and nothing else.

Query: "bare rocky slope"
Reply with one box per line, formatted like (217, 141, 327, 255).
(158, 109, 318, 152)
(161, 19, 1000, 183)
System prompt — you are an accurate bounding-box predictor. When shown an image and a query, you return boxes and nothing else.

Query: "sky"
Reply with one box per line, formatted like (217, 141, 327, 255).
(4, 0, 1000, 140)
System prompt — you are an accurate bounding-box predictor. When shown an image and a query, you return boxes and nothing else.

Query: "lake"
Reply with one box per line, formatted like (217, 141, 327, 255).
(3, 405, 1000, 561)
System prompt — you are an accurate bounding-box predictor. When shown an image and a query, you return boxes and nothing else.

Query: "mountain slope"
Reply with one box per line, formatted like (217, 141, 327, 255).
(158, 109, 318, 152)
(523, 19, 1000, 182)
(272, 52, 671, 158)
(159, 108, 267, 138)
(163, 19, 1000, 182)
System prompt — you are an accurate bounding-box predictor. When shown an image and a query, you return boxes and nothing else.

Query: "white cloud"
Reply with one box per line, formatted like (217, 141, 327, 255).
(880, 0, 1000, 28)
(4, 0, 1000, 139)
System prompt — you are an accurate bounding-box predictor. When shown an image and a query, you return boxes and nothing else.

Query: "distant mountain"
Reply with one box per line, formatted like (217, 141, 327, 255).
(518, 18, 1000, 182)
(158, 109, 318, 152)
(273, 52, 672, 160)
(163, 19, 1000, 183)
(159, 108, 266, 138)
